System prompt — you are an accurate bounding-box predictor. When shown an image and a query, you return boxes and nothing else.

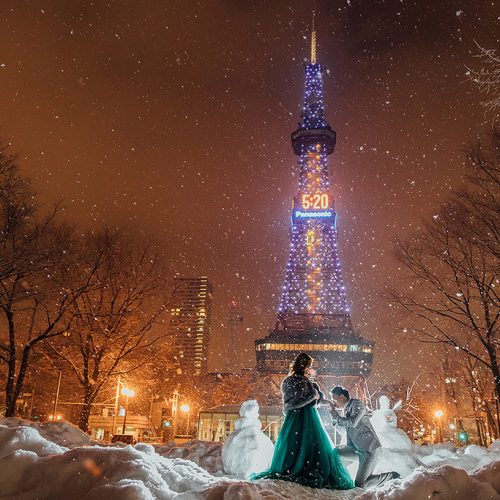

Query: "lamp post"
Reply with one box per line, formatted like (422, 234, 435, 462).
(449, 422, 456, 443)
(111, 375, 121, 437)
(121, 387, 135, 435)
(51, 371, 62, 421)
(180, 403, 190, 436)
(434, 409, 444, 443)
(172, 389, 179, 437)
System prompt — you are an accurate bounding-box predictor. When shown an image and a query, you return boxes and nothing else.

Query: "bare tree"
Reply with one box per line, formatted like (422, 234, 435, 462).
(365, 377, 427, 435)
(454, 353, 498, 442)
(211, 370, 281, 408)
(467, 44, 500, 117)
(45, 229, 169, 431)
(392, 129, 499, 403)
(0, 148, 96, 417)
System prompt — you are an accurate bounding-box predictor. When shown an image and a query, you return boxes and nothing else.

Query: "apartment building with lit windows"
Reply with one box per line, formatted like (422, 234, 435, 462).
(168, 276, 213, 375)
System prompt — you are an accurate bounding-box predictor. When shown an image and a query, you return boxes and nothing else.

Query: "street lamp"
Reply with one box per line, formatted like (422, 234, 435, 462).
(434, 409, 444, 443)
(449, 422, 456, 443)
(121, 387, 135, 435)
(180, 404, 190, 436)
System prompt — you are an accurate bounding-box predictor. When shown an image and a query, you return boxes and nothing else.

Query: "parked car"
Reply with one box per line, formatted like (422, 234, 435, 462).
(111, 434, 136, 445)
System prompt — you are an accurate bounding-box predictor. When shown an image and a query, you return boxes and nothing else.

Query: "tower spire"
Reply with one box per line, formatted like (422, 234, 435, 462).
(311, 12, 317, 64)
(291, 16, 336, 155)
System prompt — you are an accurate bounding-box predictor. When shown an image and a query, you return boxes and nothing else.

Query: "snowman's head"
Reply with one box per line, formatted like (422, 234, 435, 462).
(239, 399, 259, 419)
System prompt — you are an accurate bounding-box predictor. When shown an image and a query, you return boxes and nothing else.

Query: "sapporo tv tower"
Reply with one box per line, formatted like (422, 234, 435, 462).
(255, 19, 374, 391)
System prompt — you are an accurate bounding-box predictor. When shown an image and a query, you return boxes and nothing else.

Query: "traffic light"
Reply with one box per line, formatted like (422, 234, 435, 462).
(160, 408, 172, 428)
(458, 431, 468, 443)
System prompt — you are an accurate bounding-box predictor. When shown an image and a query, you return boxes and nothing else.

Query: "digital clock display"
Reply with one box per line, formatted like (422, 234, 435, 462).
(293, 193, 335, 221)
(301, 193, 329, 210)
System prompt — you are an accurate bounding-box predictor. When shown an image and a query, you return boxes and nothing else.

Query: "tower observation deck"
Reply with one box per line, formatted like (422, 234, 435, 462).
(255, 23, 374, 390)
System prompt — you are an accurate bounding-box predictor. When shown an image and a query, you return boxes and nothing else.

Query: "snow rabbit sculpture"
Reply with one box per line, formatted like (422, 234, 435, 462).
(370, 395, 413, 452)
(369, 395, 419, 477)
(221, 400, 274, 479)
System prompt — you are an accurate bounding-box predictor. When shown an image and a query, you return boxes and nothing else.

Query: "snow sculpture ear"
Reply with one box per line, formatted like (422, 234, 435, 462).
(379, 395, 390, 410)
(392, 400, 403, 412)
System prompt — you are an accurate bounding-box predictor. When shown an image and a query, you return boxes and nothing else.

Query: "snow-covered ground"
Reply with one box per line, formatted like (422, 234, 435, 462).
(1, 416, 499, 499)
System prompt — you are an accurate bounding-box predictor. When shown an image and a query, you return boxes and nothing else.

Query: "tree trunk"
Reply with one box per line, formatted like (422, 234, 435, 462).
(5, 343, 31, 417)
(5, 309, 16, 417)
(487, 346, 500, 407)
(485, 402, 498, 440)
(475, 417, 485, 446)
(78, 388, 94, 432)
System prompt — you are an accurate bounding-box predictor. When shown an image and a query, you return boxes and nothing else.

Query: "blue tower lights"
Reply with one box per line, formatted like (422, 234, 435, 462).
(277, 21, 351, 324)
(300, 64, 330, 130)
(255, 20, 374, 381)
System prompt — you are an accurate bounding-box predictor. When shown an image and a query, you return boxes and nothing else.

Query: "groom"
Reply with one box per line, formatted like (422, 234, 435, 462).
(327, 386, 399, 488)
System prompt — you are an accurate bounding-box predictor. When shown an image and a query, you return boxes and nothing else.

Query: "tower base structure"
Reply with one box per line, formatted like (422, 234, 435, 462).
(255, 323, 373, 397)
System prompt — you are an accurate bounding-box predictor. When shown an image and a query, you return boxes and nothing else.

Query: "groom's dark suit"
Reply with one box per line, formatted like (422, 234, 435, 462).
(331, 398, 381, 487)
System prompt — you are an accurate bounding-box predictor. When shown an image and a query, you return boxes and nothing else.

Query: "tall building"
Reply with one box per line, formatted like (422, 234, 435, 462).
(169, 276, 213, 376)
(255, 23, 374, 391)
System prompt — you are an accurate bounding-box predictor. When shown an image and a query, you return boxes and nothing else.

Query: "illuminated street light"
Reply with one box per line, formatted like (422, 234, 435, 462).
(449, 423, 456, 430)
(121, 387, 135, 435)
(121, 387, 135, 397)
(180, 403, 191, 436)
(434, 409, 444, 443)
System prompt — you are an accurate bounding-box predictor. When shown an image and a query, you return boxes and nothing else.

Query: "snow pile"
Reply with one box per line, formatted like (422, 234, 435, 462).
(358, 461, 500, 500)
(0, 422, 220, 498)
(221, 399, 274, 479)
(1, 416, 500, 499)
(156, 440, 223, 474)
(490, 439, 500, 452)
(187, 480, 362, 499)
(0, 424, 66, 459)
(0, 415, 101, 448)
(416, 441, 500, 471)
(0, 418, 354, 499)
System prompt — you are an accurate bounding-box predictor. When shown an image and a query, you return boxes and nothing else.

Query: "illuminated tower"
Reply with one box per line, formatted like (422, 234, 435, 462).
(169, 276, 213, 376)
(255, 21, 374, 390)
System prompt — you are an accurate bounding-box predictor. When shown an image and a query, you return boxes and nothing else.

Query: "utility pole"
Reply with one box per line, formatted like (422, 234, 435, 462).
(172, 389, 179, 437)
(29, 388, 35, 419)
(51, 371, 62, 420)
(111, 375, 121, 437)
(122, 392, 130, 434)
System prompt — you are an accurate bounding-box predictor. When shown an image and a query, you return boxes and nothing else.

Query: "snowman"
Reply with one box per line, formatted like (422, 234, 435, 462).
(370, 395, 417, 477)
(221, 400, 275, 479)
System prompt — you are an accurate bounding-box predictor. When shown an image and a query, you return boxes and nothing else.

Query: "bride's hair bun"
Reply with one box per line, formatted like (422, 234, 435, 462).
(289, 352, 313, 376)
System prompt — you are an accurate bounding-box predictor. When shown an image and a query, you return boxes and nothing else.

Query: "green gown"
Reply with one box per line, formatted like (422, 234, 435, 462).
(250, 402, 354, 490)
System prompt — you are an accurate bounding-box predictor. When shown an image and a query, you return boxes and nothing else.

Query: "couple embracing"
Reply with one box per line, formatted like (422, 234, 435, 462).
(251, 353, 399, 491)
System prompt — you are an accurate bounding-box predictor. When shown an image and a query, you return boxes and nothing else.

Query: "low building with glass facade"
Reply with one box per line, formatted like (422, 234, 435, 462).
(197, 404, 283, 443)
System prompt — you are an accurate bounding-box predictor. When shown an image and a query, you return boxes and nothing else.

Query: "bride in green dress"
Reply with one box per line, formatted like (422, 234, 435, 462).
(250, 353, 354, 490)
